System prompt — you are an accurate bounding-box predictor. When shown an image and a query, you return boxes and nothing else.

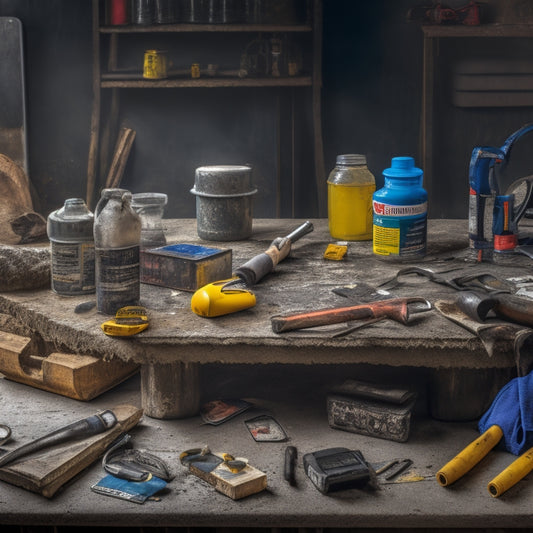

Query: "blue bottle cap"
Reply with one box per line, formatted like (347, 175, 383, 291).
(383, 156, 423, 179)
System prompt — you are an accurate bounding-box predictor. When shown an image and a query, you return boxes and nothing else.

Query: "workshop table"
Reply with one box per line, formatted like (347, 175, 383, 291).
(0, 218, 531, 420)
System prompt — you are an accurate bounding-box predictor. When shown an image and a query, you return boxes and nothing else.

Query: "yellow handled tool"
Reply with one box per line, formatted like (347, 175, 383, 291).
(101, 306, 149, 336)
(488, 446, 533, 497)
(191, 221, 313, 317)
(191, 279, 257, 318)
(436, 424, 503, 486)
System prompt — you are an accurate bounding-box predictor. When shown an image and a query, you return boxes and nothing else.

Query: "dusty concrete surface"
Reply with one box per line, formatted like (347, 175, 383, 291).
(0, 371, 532, 529)
(0, 219, 530, 370)
(2, 218, 532, 419)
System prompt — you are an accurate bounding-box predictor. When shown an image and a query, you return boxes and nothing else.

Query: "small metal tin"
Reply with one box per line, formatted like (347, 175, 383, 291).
(143, 49, 168, 80)
(191, 165, 257, 241)
(326, 379, 417, 443)
(140, 243, 232, 291)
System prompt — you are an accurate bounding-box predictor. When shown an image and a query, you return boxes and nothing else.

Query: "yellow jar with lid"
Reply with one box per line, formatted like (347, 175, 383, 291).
(327, 154, 376, 240)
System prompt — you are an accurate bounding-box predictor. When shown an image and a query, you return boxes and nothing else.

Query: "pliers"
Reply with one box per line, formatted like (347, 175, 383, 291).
(378, 266, 512, 294)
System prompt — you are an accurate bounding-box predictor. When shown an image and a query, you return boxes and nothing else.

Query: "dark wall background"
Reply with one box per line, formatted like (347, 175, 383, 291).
(1, 0, 533, 220)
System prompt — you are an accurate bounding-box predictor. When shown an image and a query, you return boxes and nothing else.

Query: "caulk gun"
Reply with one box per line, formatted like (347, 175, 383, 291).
(469, 123, 533, 261)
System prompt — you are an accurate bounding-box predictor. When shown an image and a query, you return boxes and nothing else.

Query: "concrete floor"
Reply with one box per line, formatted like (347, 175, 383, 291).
(1, 367, 533, 530)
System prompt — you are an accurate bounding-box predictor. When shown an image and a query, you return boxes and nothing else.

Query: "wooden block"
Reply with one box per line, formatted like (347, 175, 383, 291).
(187, 454, 267, 500)
(0, 330, 138, 400)
(0, 404, 143, 498)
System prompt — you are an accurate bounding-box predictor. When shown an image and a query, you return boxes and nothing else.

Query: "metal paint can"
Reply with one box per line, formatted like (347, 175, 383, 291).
(143, 49, 168, 79)
(47, 198, 95, 296)
(191, 165, 257, 241)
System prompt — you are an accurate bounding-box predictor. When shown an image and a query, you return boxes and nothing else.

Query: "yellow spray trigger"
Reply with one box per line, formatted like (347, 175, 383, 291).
(191, 279, 256, 317)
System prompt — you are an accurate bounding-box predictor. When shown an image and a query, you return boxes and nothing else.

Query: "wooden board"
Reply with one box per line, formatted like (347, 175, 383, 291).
(0, 330, 139, 400)
(0, 404, 143, 498)
(188, 454, 267, 500)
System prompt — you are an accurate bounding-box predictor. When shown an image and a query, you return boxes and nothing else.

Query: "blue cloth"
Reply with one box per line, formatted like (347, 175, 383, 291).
(478, 371, 533, 456)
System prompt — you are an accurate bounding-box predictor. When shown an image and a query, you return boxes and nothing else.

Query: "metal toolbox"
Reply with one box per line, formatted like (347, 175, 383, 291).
(327, 379, 417, 442)
(140, 243, 232, 292)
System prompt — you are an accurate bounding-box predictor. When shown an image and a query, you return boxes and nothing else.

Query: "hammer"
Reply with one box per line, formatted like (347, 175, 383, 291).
(271, 297, 432, 333)
(456, 291, 533, 328)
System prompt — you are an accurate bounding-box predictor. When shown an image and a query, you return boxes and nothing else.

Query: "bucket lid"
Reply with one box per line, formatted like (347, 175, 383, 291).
(383, 156, 423, 179)
(191, 165, 256, 197)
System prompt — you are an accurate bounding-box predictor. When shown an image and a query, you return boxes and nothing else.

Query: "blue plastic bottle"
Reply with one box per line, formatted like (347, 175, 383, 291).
(372, 156, 427, 260)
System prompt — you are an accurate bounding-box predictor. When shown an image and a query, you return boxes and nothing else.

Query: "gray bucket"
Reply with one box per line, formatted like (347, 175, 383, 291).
(191, 165, 256, 241)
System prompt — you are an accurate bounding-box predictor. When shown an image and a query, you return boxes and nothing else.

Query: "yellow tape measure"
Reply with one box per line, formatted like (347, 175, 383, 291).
(101, 306, 149, 337)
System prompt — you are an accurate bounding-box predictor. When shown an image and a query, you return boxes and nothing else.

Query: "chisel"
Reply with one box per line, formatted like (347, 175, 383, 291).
(0, 410, 117, 468)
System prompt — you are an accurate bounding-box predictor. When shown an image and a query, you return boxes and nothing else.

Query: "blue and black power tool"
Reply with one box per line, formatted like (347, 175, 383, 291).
(468, 123, 533, 261)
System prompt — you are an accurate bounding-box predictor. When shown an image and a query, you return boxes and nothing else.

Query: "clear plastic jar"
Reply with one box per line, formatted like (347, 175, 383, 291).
(131, 192, 168, 249)
(327, 154, 376, 240)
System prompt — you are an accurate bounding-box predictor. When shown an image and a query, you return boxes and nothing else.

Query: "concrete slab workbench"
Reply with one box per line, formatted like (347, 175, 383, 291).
(1, 218, 533, 530)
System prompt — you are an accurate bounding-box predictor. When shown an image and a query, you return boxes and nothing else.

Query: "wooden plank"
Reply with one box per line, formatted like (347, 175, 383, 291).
(312, 0, 325, 218)
(0, 404, 143, 498)
(100, 24, 312, 33)
(86, 0, 101, 209)
(100, 76, 313, 88)
(105, 126, 136, 189)
(0, 330, 139, 401)
(421, 23, 533, 39)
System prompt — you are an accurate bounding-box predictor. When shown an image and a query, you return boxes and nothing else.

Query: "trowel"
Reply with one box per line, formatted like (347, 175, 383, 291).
(434, 299, 533, 363)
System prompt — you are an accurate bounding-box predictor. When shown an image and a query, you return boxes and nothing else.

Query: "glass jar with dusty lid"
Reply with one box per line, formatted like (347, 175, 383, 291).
(327, 154, 376, 240)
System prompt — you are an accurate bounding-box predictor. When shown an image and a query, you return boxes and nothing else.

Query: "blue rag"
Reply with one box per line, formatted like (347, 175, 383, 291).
(478, 371, 533, 456)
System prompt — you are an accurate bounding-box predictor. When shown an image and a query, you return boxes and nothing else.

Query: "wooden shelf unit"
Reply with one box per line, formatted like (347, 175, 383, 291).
(421, 23, 533, 207)
(87, 0, 325, 216)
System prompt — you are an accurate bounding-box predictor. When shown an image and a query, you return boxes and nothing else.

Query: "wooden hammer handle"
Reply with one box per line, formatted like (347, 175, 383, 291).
(271, 297, 429, 333)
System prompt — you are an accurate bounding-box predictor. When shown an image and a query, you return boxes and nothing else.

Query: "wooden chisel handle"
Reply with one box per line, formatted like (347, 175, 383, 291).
(271, 297, 431, 333)
(495, 293, 533, 328)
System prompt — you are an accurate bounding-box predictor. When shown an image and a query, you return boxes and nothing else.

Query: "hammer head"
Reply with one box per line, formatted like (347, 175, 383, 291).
(456, 291, 499, 322)
(371, 297, 433, 325)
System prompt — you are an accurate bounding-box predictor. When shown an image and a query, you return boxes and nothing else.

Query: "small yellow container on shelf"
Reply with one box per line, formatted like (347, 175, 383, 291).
(143, 49, 168, 80)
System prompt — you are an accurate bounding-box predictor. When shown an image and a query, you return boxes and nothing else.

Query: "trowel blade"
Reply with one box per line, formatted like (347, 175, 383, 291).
(434, 300, 526, 358)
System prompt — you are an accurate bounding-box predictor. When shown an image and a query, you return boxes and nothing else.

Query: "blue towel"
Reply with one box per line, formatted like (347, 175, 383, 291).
(478, 371, 533, 456)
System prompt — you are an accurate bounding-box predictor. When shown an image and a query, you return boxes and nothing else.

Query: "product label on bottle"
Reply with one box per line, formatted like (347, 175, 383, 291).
(51, 241, 95, 295)
(373, 201, 427, 258)
(373, 201, 427, 217)
(468, 190, 494, 246)
(96, 246, 140, 314)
